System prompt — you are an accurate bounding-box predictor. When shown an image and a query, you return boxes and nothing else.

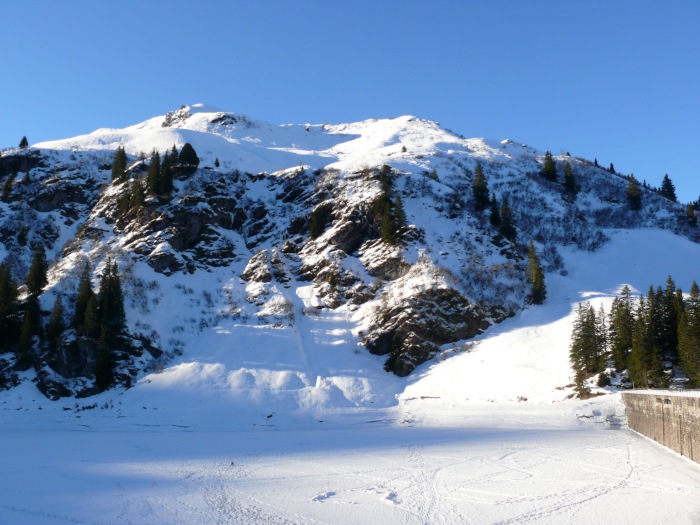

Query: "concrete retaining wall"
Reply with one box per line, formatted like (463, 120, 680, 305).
(622, 390, 700, 464)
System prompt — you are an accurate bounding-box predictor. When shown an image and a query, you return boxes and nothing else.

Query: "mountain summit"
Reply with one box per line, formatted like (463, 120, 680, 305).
(0, 105, 696, 410)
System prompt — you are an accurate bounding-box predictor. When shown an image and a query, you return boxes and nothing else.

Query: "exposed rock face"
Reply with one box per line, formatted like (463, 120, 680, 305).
(1, 108, 698, 399)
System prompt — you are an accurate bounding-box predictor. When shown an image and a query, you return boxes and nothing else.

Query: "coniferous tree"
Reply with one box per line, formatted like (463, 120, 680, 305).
(178, 143, 200, 171)
(608, 285, 635, 371)
(26, 244, 48, 296)
(84, 295, 100, 340)
(111, 146, 128, 182)
(129, 179, 146, 209)
(499, 196, 516, 243)
(686, 204, 697, 227)
(19, 136, 29, 149)
(609, 163, 616, 174)
(146, 150, 161, 195)
(563, 162, 577, 195)
(159, 151, 174, 195)
(46, 293, 65, 353)
(526, 241, 546, 304)
(570, 303, 604, 393)
(626, 175, 642, 210)
(489, 195, 501, 227)
(679, 282, 700, 386)
(540, 151, 557, 182)
(472, 163, 490, 211)
(628, 288, 666, 388)
(73, 260, 94, 334)
(659, 174, 677, 202)
(16, 309, 34, 370)
(659, 276, 681, 361)
(394, 194, 407, 230)
(0, 264, 19, 351)
(2, 168, 17, 200)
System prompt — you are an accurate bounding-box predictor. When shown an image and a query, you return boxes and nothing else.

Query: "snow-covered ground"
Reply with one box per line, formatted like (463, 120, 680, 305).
(2, 228, 700, 523)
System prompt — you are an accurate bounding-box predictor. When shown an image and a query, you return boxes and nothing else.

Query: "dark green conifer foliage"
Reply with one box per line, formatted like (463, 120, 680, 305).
(16, 309, 34, 370)
(626, 175, 642, 210)
(686, 204, 697, 227)
(498, 197, 516, 243)
(0, 264, 19, 350)
(214, 158, 220, 168)
(563, 162, 577, 195)
(472, 164, 489, 211)
(609, 163, 616, 174)
(659, 174, 677, 202)
(569, 303, 604, 394)
(84, 295, 100, 340)
(489, 195, 501, 227)
(679, 282, 700, 386)
(129, 179, 146, 209)
(394, 194, 407, 230)
(171, 144, 179, 164)
(19, 136, 28, 149)
(608, 285, 635, 371)
(628, 288, 666, 388)
(26, 244, 48, 296)
(46, 294, 65, 352)
(98, 259, 126, 335)
(309, 205, 330, 239)
(2, 168, 17, 200)
(111, 146, 128, 182)
(179, 143, 200, 170)
(146, 150, 161, 195)
(95, 326, 113, 390)
(526, 241, 546, 304)
(73, 260, 94, 334)
(540, 151, 557, 182)
(159, 151, 174, 195)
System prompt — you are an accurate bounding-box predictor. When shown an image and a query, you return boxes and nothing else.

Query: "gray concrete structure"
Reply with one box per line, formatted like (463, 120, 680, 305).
(622, 390, 700, 464)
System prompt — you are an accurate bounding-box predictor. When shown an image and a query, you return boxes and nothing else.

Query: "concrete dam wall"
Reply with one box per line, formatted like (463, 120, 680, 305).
(622, 390, 700, 464)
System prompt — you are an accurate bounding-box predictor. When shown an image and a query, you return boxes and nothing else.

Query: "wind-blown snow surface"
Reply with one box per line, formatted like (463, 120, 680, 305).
(3, 229, 700, 524)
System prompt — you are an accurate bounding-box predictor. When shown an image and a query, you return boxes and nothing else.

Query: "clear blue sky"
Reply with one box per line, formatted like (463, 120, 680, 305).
(3, 0, 699, 201)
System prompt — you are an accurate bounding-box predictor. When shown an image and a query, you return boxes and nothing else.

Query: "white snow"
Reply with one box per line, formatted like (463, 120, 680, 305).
(3, 228, 700, 523)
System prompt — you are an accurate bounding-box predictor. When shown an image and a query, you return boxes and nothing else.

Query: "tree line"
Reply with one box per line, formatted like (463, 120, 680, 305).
(570, 277, 700, 394)
(0, 247, 126, 391)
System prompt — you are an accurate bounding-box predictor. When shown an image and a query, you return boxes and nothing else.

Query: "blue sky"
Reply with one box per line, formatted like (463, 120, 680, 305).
(3, 0, 699, 201)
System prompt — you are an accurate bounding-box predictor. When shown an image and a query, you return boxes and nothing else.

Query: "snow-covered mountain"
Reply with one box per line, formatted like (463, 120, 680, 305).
(0, 103, 697, 414)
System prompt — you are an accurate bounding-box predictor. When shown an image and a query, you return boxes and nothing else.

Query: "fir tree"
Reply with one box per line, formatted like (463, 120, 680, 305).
(146, 150, 161, 195)
(2, 168, 17, 200)
(526, 241, 546, 304)
(179, 143, 200, 171)
(659, 174, 677, 202)
(686, 204, 697, 227)
(540, 151, 557, 182)
(214, 157, 220, 168)
(84, 295, 100, 340)
(26, 244, 48, 296)
(111, 145, 128, 182)
(0, 264, 19, 351)
(679, 282, 700, 386)
(95, 325, 113, 390)
(394, 194, 407, 230)
(489, 195, 501, 227)
(16, 309, 34, 370)
(46, 294, 65, 353)
(159, 151, 174, 195)
(608, 285, 635, 371)
(609, 163, 616, 174)
(570, 302, 604, 393)
(129, 179, 146, 209)
(563, 162, 577, 195)
(19, 136, 28, 149)
(626, 175, 642, 210)
(73, 260, 94, 334)
(472, 163, 489, 211)
(499, 196, 516, 243)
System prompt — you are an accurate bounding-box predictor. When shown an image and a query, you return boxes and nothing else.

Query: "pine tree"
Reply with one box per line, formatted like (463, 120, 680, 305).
(98, 259, 126, 335)
(563, 162, 577, 195)
(26, 244, 48, 296)
(179, 143, 200, 171)
(540, 151, 557, 182)
(608, 285, 635, 371)
(679, 282, 700, 386)
(129, 179, 146, 209)
(489, 195, 501, 227)
(626, 175, 642, 210)
(84, 295, 100, 340)
(609, 163, 616, 174)
(214, 158, 220, 168)
(686, 204, 697, 227)
(95, 325, 113, 390)
(526, 241, 546, 304)
(569, 302, 604, 393)
(19, 136, 28, 149)
(146, 150, 161, 195)
(111, 146, 128, 182)
(394, 194, 406, 230)
(46, 294, 65, 353)
(472, 164, 490, 211)
(659, 174, 677, 202)
(73, 260, 94, 334)
(159, 151, 174, 195)
(0, 264, 19, 351)
(499, 196, 516, 243)
(16, 309, 34, 370)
